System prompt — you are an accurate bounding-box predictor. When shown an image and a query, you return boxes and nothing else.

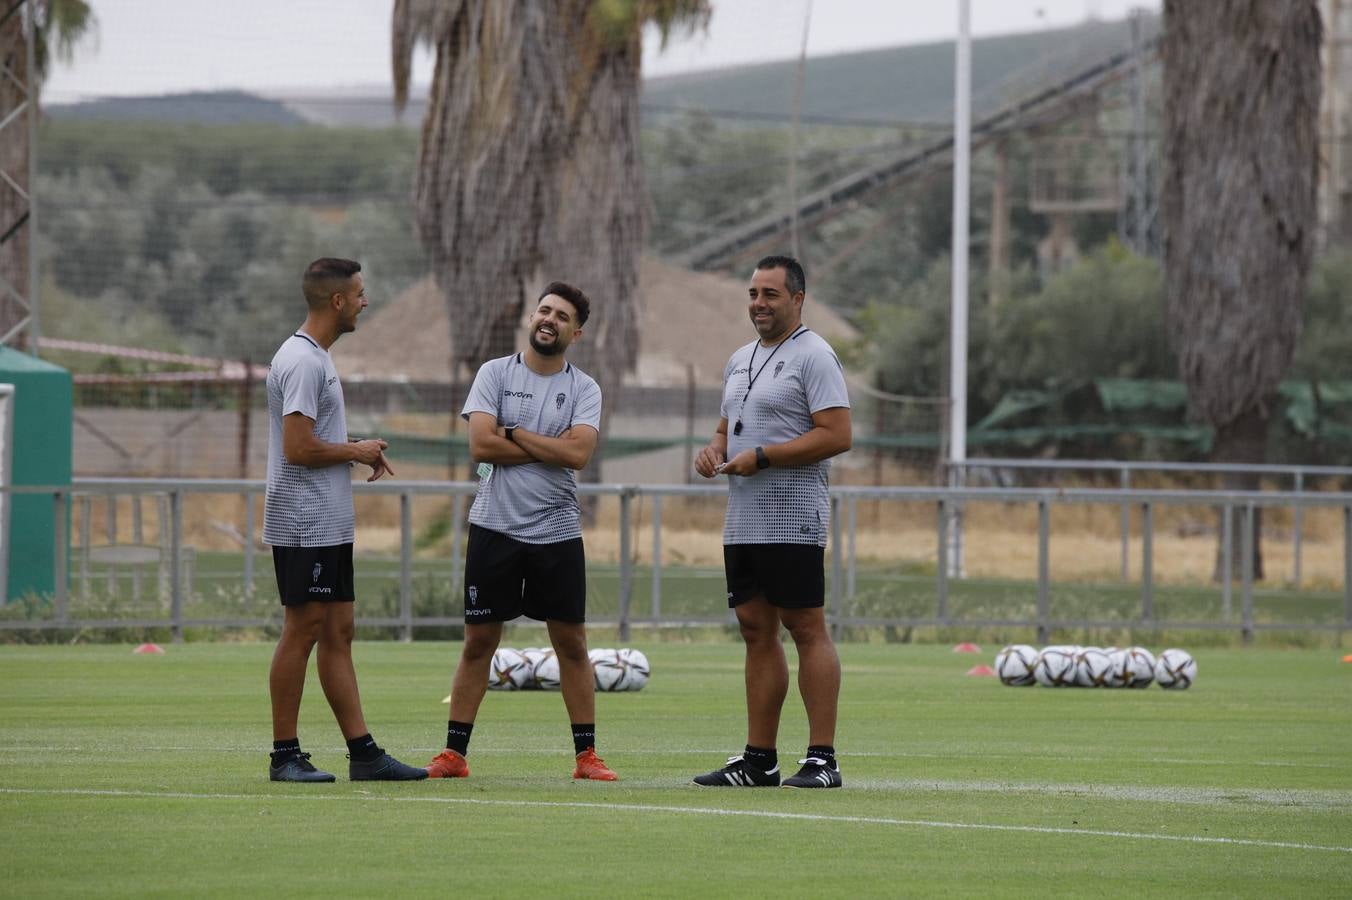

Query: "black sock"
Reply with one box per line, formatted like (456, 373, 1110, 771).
(806, 745, 836, 767)
(572, 723, 596, 756)
(346, 733, 383, 762)
(446, 721, 474, 756)
(271, 738, 301, 761)
(744, 744, 777, 772)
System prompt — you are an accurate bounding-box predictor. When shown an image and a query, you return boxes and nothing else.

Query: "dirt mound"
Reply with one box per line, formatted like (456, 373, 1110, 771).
(334, 257, 857, 386)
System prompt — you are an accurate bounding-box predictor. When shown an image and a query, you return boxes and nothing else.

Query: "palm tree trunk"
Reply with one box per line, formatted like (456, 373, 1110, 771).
(1211, 404, 1266, 581)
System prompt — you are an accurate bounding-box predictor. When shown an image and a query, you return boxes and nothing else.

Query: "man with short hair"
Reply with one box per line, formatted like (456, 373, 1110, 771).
(425, 282, 617, 781)
(263, 257, 426, 783)
(692, 255, 852, 788)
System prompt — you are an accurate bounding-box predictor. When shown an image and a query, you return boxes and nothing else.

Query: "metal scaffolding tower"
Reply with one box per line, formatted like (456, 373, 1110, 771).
(0, 0, 38, 351)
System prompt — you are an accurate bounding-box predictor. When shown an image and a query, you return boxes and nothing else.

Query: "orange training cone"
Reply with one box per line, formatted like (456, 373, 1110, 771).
(953, 642, 981, 653)
(132, 643, 164, 654)
(966, 664, 996, 677)
(1341, 654, 1352, 664)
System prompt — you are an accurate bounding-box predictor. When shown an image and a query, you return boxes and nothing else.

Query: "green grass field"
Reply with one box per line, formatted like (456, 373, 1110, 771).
(2, 641, 1350, 897)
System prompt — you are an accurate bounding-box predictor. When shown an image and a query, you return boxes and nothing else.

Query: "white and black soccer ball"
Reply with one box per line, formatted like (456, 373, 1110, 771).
(1033, 645, 1078, 687)
(616, 648, 650, 691)
(1119, 646, 1156, 688)
(994, 644, 1038, 686)
(520, 648, 548, 690)
(1074, 647, 1113, 687)
(487, 648, 533, 691)
(1154, 648, 1197, 689)
(532, 652, 561, 690)
(589, 648, 626, 692)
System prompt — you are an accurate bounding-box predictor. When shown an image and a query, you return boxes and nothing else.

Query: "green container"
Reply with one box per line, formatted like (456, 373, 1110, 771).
(0, 347, 72, 602)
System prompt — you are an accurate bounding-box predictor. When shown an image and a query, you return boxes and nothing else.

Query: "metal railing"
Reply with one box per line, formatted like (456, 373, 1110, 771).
(4, 477, 1352, 643)
(952, 457, 1352, 585)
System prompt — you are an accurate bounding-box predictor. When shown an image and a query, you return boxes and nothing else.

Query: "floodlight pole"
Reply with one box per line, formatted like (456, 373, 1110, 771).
(946, 0, 971, 578)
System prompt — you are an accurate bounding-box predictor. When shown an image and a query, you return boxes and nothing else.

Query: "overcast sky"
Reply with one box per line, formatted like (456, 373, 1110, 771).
(44, 0, 1160, 102)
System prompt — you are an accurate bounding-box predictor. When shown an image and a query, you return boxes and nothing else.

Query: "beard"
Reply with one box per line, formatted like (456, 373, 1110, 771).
(529, 330, 563, 356)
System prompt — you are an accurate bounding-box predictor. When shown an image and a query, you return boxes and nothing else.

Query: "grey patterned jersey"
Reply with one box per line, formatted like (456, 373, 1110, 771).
(720, 327, 850, 546)
(262, 332, 355, 548)
(463, 353, 602, 544)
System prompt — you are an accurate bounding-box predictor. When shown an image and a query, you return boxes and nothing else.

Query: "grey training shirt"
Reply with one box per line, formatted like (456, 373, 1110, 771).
(263, 331, 355, 547)
(720, 327, 850, 547)
(463, 353, 602, 543)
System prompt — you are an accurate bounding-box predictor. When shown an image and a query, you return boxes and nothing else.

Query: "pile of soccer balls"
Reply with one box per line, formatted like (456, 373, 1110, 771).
(994, 644, 1197, 689)
(486, 647, 650, 692)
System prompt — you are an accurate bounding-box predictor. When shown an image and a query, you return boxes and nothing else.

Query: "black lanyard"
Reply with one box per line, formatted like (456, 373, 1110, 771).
(733, 325, 807, 435)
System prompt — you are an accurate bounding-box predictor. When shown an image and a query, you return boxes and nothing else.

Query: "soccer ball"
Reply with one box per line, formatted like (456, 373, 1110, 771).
(522, 648, 556, 690)
(994, 644, 1038, 686)
(487, 648, 532, 691)
(1118, 646, 1156, 688)
(1033, 645, 1078, 687)
(616, 648, 650, 691)
(1074, 647, 1113, 687)
(519, 648, 548, 690)
(532, 652, 561, 690)
(589, 648, 626, 692)
(1154, 648, 1197, 689)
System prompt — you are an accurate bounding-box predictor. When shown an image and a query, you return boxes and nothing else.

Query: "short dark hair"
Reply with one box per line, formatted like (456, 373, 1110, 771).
(755, 255, 805, 297)
(303, 257, 361, 309)
(538, 281, 590, 325)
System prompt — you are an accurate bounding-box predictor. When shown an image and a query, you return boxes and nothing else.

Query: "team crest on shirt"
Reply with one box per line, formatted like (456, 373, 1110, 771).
(468, 586, 478, 605)
(774, 361, 785, 378)
(556, 392, 566, 409)
(312, 562, 323, 582)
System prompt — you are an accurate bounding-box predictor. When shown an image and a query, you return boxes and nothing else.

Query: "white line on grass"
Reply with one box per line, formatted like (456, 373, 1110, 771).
(1, 787, 1349, 855)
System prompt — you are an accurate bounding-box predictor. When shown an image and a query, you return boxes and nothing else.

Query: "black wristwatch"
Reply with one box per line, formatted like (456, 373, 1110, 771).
(755, 446, 770, 469)
(505, 426, 516, 442)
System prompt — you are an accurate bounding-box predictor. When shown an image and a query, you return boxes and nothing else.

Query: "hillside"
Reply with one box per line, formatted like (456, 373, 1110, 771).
(642, 16, 1157, 125)
(46, 90, 306, 126)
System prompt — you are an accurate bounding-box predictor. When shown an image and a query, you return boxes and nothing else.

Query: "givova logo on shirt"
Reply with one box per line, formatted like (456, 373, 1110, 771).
(504, 390, 534, 399)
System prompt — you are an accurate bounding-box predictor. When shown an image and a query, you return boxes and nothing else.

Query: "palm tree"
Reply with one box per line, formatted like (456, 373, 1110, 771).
(0, 0, 94, 347)
(1161, 0, 1322, 579)
(392, 0, 709, 477)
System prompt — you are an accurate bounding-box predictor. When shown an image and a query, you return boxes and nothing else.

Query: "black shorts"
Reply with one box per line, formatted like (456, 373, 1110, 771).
(462, 524, 586, 624)
(724, 543, 825, 609)
(272, 543, 355, 607)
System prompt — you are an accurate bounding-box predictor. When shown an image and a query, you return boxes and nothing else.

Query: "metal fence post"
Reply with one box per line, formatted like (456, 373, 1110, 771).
(1120, 467, 1130, 582)
(1241, 502, 1255, 644)
(450, 493, 465, 600)
(1140, 502, 1153, 626)
(650, 494, 663, 620)
(243, 490, 255, 600)
(1221, 502, 1233, 622)
(78, 495, 91, 601)
(1037, 499, 1049, 644)
(105, 495, 117, 596)
(936, 499, 949, 625)
(53, 492, 68, 624)
(830, 493, 843, 639)
(170, 489, 183, 643)
(132, 495, 144, 601)
(618, 489, 633, 642)
(846, 494, 857, 604)
(1292, 471, 1303, 587)
(399, 492, 412, 642)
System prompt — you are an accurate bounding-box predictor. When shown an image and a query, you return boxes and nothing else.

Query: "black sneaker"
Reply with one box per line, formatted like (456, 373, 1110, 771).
(782, 756, 842, 789)
(349, 752, 430, 781)
(269, 752, 336, 783)
(692, 755, 780, 787)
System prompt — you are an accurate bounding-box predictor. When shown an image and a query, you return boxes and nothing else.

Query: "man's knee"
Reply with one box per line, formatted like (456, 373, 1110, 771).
(549, 625, 589, 663)
(782, 609, 830, 646)
(461, 626, 501, 661)
(736, 600, 781, 645)
(281, 607, 326, 647)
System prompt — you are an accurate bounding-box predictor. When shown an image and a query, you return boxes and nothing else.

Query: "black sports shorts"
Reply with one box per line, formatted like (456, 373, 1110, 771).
(462, 524, 586, 624)
(724, 543, 825, 609)
(272, 543, 354, 607)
